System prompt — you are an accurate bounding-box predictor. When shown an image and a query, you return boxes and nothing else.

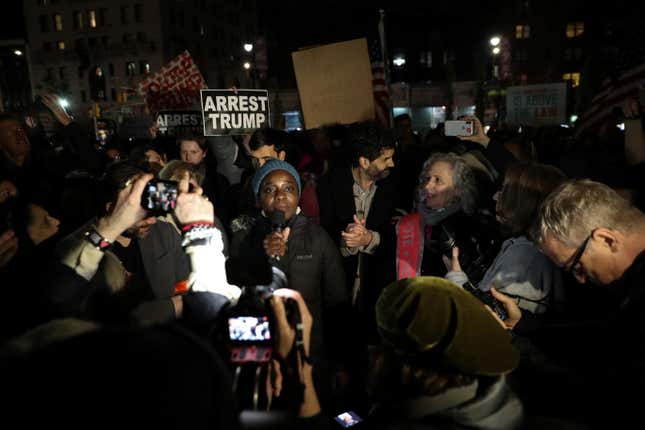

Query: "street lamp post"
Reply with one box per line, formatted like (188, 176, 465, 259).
(242, 42, 256, 88)
(489, 36, 502, 128)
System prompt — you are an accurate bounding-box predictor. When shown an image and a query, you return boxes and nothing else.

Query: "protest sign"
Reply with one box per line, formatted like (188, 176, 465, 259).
(200, 89, 269, 136)
(292, 38, 375, 129)
(506, 83, 567, 126)
(138, 51, 207, 113)
(155, 111, 202, 137)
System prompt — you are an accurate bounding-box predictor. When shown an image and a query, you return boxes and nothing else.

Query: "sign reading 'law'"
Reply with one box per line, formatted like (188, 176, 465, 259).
(506, 83, 567, 126)
(200, 89, 270, 136)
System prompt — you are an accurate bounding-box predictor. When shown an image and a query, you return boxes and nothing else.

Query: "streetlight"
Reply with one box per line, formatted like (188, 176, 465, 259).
(58, 98, 70, 108)
(13, 49, 23, 56)
(393, 56, 406, 67)
(492, 46, 501, 55)
(243, 62, 251, 70)
(243, 43, 253, 53)
(489, 36, 501, 47)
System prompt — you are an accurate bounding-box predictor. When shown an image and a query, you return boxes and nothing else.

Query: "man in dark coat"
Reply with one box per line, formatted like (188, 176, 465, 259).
(54, 162, 191, 325)
(317, 122, 398, 343)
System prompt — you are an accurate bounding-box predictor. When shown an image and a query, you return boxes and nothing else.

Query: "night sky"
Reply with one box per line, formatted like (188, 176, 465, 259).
(0, 1, 25, 39)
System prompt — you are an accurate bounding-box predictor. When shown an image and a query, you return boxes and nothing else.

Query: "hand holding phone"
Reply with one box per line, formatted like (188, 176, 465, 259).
(140, 179, 178, 213)
(444, 120, 474, 137)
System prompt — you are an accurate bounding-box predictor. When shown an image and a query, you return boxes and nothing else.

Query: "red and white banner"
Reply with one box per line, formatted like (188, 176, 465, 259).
(138, 51, 207, 113)
(396, 213, 425, 280)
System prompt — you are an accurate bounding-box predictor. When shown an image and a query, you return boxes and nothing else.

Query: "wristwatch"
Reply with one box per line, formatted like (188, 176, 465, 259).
(83, 227, 112, 251)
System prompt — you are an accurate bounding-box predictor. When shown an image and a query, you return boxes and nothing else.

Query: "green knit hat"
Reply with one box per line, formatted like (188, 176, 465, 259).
(376, 276, 519, 376)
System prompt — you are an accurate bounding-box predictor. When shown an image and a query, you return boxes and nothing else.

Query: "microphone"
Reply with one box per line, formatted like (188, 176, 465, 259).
(270, 210, 286, 233)
(269, 210, 286, 261)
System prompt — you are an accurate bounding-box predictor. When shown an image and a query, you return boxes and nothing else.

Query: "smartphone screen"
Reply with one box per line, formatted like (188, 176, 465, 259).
(334, 411, 363, 428)
(228, 316, 271, 342)
(140, 180, 178, 212)
(444, 120, 474, 137)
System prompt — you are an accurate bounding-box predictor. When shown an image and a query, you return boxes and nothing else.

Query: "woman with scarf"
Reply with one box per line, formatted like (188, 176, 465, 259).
(395, 152, 500, 283)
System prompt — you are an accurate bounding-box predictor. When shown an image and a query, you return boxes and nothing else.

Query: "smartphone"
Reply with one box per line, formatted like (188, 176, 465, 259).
(334, 411, 363, 428)
(228, 316, 272, 343)
(462, 281, 507, 320)
(444, 120, 474, 137)
(140, 179, 178, 212)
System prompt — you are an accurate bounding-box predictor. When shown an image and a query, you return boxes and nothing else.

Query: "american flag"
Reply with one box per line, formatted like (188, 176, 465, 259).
(575, 25, 645, 140)
(370, 21, 391, 128)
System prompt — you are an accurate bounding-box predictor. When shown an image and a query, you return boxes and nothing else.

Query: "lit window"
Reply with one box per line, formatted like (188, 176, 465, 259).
(566, 22, 584, 38)
(563, 72, 581, 87)
(54, 14, 63, 31)
(88, 10, 97, 28)
(57, 40, 65, 50)
(140, 61, 150, 74)
(515, 24, 530, 39)
(126, 62, 136, 77)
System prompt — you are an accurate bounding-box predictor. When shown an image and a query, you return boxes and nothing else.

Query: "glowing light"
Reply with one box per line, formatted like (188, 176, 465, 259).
(393, 56, 406, 67)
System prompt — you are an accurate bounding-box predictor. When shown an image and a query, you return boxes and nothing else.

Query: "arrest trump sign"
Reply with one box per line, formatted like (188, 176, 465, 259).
(200, 89, 270, 136)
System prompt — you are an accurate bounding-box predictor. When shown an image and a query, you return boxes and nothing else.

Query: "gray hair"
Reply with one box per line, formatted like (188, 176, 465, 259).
(417, 152, 479, 214)
(158, 160, 204, 185)
(533, 179, 645, 247)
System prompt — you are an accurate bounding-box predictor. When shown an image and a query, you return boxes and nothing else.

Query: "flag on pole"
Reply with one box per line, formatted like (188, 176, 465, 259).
(575, 26, 645, 140)
(370, 11, 391, 128)
(575, 63, 645, 140)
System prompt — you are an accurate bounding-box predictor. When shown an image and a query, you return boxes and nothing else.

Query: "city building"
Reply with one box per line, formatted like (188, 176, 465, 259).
(23, 0, 258, 122)
(0, 39, 33, 113)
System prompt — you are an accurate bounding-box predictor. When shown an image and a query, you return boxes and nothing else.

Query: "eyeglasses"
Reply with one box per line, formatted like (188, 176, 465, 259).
(565, 232, 593, 277)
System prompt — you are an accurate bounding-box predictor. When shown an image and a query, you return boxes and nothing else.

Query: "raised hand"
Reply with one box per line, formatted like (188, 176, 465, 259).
(442, 246, 462, 272)
(457, 115, 490, 148)
(174, 172, 214, 225)
(96, 174, 152, 242)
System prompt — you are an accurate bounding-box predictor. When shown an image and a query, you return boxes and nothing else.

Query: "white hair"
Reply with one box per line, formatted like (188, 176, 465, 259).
(534, 179, 645, 247)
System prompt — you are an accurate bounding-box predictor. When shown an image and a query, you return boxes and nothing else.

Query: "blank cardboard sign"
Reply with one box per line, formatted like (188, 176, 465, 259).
(292, 38, 375, 129)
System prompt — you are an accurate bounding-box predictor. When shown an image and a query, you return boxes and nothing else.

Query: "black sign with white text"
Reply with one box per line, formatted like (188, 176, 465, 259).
(155, 110, 202, 137)
(200, 89, 269, 136)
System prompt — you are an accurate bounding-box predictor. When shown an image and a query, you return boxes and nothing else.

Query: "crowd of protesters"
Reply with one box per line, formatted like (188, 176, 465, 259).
(1, 90, 645, 429)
